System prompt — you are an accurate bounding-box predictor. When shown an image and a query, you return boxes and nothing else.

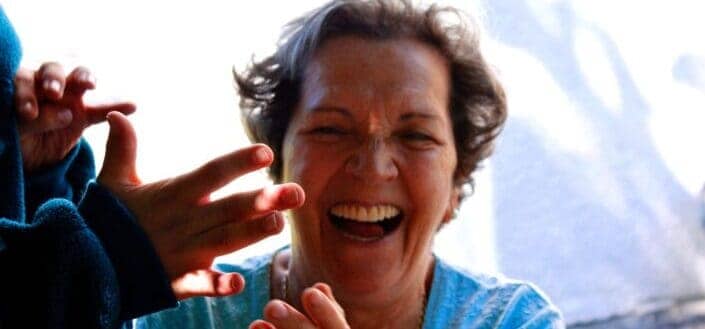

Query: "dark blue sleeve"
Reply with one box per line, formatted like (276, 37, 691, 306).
(79, 182, 178, 320)
(22, 141, 178, 320)
(0, 199, 122, 329)
(24, 139, 95, 221)
(0, 3, 25, 223)
(0, 6, 175, 326)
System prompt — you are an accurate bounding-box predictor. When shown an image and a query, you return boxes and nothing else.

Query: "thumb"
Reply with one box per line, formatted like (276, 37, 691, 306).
(98, 111, 140, 186)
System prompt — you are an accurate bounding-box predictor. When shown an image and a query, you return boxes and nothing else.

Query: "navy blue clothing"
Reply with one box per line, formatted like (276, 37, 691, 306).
(0, 6, 176, 329)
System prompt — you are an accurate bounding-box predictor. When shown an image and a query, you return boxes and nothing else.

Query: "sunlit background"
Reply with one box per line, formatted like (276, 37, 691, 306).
(4, 1, 705, 327)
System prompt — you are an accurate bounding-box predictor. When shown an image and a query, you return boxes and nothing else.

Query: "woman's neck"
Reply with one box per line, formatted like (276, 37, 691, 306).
(341, 289, 428, 329)
(271, 249, 433, 329)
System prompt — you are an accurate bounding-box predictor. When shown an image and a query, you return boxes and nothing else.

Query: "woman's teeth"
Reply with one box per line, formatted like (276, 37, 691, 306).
(330, 204, 400, 223)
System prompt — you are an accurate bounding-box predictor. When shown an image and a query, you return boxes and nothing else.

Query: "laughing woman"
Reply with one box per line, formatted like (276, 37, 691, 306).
(137, 0, 563, 328)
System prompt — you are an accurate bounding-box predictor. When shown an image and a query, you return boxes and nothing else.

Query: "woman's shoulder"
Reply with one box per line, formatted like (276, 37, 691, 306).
(433, 257, 537, 293)
(426, 256, 565, 328)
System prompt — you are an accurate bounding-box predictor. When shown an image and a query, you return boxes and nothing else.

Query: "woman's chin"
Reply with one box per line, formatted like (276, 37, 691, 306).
(321, 219, 407, 294)
(329, 263, 400, 298)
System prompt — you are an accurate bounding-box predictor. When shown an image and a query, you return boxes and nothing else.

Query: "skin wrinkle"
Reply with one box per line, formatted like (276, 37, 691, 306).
(227, 2, 512, 325)
(279, 36, 460, 329)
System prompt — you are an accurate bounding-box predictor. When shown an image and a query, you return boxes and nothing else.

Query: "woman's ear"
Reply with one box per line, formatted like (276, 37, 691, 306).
(442, 186, 461, 224)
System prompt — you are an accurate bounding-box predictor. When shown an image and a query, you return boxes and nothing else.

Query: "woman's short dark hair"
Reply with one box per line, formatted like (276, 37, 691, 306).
(235, 0, 506, 199)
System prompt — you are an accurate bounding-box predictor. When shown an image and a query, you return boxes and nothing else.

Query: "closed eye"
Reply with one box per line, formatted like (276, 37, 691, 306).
(397, 130, 441, 149)
(310, 126, 347, 135)
(401, 132, 433, 141)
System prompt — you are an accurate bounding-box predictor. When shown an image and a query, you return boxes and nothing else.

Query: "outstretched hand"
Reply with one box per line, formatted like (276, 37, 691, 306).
(14, 63, 135, 172)
(249, 283, 350, 329)
(98, 112, 305, 300)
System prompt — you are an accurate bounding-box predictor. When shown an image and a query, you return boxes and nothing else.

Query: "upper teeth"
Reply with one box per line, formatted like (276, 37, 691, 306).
(330, 204, 400, 223)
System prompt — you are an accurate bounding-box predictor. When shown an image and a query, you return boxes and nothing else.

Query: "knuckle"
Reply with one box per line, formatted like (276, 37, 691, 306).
(152, 178, 179, 203)
(201, 159, 227, 182)
(70, 66, 93, 83)
(259, 186, 284, 210)
(14, 71, 33, 86)
(38, 61, 62, 74)
(73, 65, 91, 75)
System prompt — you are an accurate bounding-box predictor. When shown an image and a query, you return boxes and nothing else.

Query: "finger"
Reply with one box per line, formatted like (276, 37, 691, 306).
(187, 211, 285, 258)
(18, 104, 73, 136)
(264, 300, 316, 329)
(199, 184, 303, 232)
(172, 144, 274, 201)
(312, 283, 337, 303)
(14, 67, 38, 121)
(249, 320, 277, 329)
(64, 66, 96, 99)
(302, 287, 348, 329)
(84, 102, 137, 125)
(36, 62, 66, 100)
(312, 283, 346, 322)
(97, 111, 140, 186)
(171, 269, 245, 300)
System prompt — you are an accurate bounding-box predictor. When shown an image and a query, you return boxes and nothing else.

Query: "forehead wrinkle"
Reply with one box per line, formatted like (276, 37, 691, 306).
(311, 87, 443, 132)
(300, 37, 450, 130)
(301, 83, 447, 134)
(399, 111, 441, 122)
(308, 106, 354, 120)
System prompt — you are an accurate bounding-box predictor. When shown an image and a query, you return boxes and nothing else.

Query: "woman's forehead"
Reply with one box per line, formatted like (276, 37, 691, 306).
(307, 36, 448, 84)
(298, 36, 450, 114)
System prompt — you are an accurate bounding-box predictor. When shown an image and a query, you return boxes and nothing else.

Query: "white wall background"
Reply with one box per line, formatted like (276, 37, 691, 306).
(4, 0, 705, 325)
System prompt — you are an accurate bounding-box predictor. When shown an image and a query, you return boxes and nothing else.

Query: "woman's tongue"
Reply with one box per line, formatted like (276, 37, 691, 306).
(337, 218, 385, 239)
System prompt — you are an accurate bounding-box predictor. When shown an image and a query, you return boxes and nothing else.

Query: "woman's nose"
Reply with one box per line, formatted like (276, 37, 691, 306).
(345, 137, 398, 181)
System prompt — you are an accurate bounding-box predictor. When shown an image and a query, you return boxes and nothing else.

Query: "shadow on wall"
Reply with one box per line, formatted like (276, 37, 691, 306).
(482, 0, 705, 326)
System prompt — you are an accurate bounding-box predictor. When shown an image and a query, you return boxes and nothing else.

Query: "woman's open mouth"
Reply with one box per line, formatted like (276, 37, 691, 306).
(328, 204, 403, 241)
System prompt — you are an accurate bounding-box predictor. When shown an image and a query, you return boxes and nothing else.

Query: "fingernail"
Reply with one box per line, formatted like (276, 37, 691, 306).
(270, 301, 288, 319)
(21, 102, 33, 115)
(253, 147, 271, 164)
(80, 71, 95, 84)
(282, 188, 301, 206)
(263, 213, 281, 233)
(44, 79, 61, 93)
(56, 109, 73, 126)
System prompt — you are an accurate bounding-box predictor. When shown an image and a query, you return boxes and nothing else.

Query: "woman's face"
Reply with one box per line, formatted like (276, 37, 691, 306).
(282, 36, 458, 302)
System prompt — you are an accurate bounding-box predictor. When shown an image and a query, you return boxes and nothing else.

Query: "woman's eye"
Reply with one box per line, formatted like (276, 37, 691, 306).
(311, 126, 346, 135)
(398, 131, 439, 149)
(402, 132, 432, 141)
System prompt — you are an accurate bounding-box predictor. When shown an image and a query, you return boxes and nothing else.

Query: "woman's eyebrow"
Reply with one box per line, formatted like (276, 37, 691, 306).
(399, 111, 440, 122)
(309, 106, 354, 118)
